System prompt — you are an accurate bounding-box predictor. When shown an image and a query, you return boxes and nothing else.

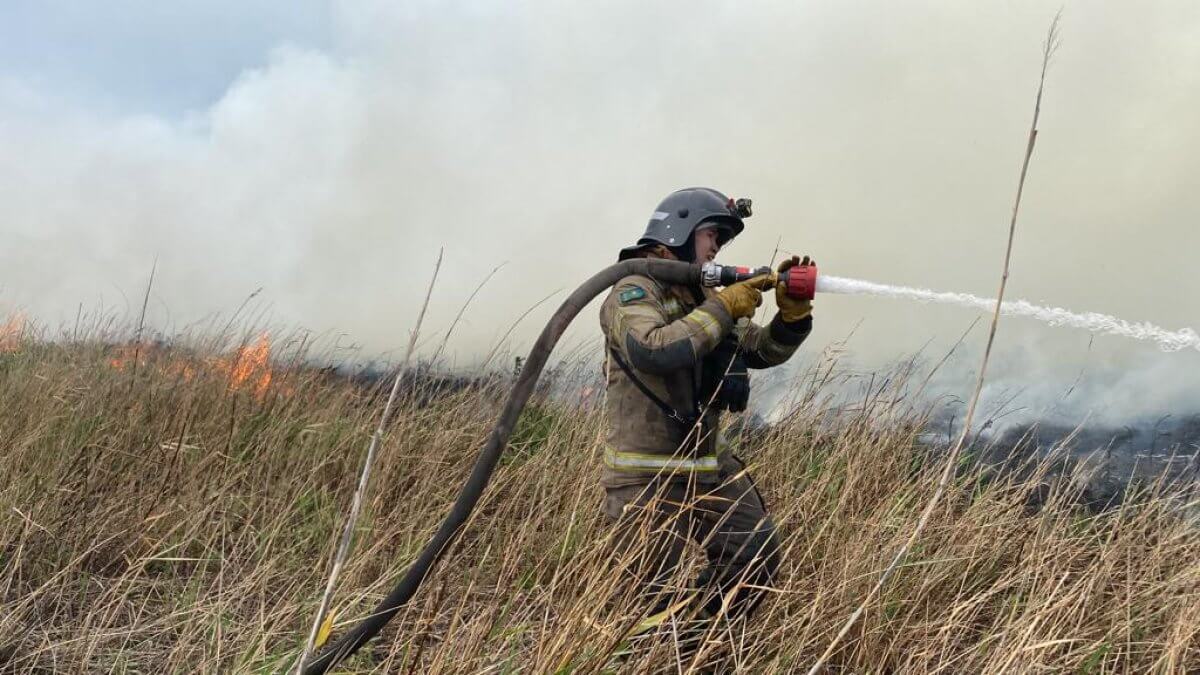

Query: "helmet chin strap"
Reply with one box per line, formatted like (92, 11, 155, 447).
(669, 240, 696, 263)
(671, 228, 707, 263)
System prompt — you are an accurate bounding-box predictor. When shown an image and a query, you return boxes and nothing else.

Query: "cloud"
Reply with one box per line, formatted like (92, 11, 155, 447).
(2, 0, 1198, 422)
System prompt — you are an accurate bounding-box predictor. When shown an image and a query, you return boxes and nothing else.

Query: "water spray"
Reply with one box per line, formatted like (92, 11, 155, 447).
(701, 262, 1200, 353)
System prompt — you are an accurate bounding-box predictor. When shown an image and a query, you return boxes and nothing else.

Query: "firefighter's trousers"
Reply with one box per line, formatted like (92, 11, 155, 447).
(603, 453, 780, 620)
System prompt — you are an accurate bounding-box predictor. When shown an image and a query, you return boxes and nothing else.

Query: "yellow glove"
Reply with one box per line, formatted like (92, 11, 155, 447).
(715, 274, 774, 320)
(776, 255, 814, 322)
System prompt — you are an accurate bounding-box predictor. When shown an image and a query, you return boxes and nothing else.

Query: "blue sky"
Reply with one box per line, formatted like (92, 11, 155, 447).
(0, 0, 331, 115)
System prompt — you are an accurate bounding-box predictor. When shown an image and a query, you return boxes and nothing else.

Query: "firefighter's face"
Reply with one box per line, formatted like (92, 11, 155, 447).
(693, 226, 721, 263)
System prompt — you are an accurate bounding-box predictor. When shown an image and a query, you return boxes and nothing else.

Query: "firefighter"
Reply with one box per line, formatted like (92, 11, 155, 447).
(599, 187, 813, 628)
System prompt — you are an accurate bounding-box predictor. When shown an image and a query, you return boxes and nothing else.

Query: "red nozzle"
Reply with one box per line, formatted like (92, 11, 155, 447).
(782, 264, 818, 301)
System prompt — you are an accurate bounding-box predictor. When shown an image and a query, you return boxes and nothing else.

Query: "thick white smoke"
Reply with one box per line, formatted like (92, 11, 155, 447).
(2, 0, 1199, 425)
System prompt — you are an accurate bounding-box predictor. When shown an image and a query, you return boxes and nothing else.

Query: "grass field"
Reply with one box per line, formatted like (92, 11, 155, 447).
(1, 325, 1198, 673)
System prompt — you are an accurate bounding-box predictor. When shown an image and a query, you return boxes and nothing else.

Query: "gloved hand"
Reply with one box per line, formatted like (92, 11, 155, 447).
(715, 274, 774, 320)
(776, 255, 815, 322)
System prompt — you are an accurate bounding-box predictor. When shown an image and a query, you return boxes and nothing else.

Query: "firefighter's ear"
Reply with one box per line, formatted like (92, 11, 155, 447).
(649, 245, 677, 260)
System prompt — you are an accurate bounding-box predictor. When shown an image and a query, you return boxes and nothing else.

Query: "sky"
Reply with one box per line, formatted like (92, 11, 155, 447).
(2, 0, 1199, 427)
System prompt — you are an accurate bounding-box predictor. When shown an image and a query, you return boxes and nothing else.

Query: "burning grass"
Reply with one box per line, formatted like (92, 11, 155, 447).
(1, 329, 1198, 673)
(0, 312, 26, 353)
(105, 333, 283, 400)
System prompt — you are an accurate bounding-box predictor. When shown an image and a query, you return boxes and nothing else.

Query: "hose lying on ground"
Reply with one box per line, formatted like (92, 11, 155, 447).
(301, 258, 701, 674)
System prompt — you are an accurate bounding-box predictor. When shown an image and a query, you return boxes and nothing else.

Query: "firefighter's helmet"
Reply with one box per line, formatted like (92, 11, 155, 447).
(618, 187, 751, 262)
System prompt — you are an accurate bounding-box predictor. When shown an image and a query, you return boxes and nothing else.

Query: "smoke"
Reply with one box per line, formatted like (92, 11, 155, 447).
(2, 0, 1199, 425)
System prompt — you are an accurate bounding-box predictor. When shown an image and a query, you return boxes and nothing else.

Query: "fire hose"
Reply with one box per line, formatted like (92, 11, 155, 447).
(301, 257, 817, 674)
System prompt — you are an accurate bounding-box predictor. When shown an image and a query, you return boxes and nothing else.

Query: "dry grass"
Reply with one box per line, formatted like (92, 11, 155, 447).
(1, 324, 1198, 674)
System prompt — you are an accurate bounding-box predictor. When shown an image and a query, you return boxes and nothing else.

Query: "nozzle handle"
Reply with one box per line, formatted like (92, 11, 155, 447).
(700, 263, 774, 288)
(699, 262, 818, 301)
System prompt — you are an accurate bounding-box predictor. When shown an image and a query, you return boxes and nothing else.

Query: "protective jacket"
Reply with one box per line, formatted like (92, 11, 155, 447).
(598, 271, 811, 488)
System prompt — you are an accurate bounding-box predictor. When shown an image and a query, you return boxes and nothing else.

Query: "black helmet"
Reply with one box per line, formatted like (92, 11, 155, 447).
(618, 187, 751, 262)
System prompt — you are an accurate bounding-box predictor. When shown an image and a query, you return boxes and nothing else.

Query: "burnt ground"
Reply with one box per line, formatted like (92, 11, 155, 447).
(956, 412, 1200, 511)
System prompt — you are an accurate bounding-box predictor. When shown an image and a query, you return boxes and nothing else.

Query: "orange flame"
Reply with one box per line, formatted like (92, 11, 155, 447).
(108, 343, 199, 384)
(105, 333, 287, 400)
(108, 343, 152, 371)
(217, 333, 275, 399)
(1, 312, 27, 352)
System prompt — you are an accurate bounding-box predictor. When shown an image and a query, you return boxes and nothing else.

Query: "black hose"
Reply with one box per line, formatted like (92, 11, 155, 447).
(302, 258, 701, 674)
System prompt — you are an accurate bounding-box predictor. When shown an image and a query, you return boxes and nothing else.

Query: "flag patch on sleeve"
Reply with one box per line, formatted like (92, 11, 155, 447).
(618, 286, 647, 304)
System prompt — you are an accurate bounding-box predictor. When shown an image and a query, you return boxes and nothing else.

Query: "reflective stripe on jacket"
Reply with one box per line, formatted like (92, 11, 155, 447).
(603, 447, 720, 473)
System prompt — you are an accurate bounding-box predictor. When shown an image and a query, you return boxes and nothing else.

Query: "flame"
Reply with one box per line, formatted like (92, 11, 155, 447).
(104, 333, 288, 400)
(1, 312, 27, 352)
(107, 343, 199, 385)
(108, 343, 152, 371)
(213, 333, 276, 399)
